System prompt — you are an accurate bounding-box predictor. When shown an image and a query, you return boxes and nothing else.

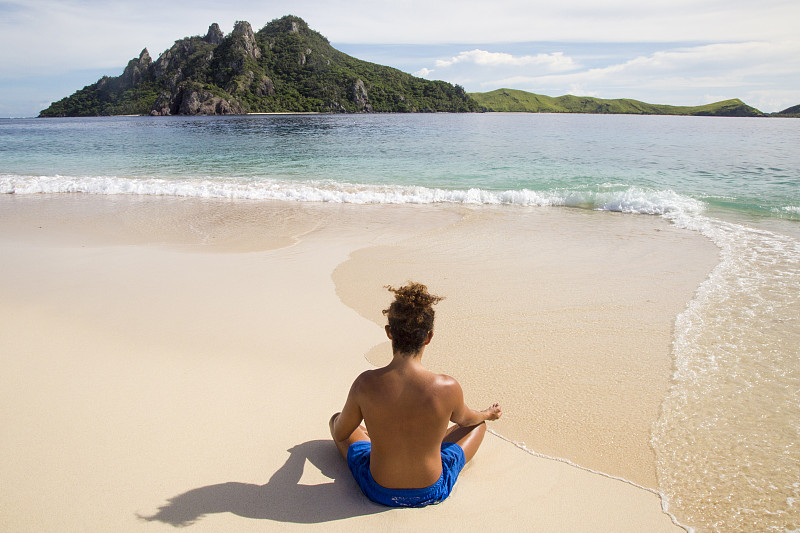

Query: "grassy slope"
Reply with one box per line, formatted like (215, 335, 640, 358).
(772, 104, 800, 118)
(469, 88, 765, 117)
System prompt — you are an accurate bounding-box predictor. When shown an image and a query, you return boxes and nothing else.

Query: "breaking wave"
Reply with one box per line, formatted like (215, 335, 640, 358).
(0, 174, 705, 217)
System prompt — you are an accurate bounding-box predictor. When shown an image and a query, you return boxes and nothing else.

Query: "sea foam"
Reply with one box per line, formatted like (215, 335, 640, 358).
(0, 174, 704, 217)
(653, 212, 800, 532)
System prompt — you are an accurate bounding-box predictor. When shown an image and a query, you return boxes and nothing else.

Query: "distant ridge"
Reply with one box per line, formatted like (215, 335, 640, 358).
(772, 104, 800, 117)
(39, 16, 478, 116)
(468, 88, 764, 117)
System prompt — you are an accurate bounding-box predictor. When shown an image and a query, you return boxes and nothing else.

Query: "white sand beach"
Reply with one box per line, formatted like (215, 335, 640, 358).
(0, 194, 718, 532)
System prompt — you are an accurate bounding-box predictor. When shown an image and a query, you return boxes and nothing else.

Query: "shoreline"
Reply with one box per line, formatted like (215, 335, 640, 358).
(31, 110, 796, 118)
(332, 204, 718, 488)
(0, 194, 716, 532)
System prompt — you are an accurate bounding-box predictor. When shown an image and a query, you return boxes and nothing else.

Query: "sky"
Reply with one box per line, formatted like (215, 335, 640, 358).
(1, 0, 799, 117)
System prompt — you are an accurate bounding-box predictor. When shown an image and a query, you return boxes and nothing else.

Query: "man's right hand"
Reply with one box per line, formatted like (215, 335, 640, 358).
(483, 403, 502, 421)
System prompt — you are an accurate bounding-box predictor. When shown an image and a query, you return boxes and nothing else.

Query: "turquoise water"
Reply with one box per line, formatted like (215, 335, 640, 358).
(1, 114, 798, 224)
(1, 113, 799, 532)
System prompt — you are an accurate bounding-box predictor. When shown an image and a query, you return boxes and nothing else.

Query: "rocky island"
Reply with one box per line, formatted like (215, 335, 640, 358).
(40, 16, 478, 116)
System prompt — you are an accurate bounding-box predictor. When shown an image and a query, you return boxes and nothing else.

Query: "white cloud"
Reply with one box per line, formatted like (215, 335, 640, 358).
(435, 49, 578, 72)
(744, 90, 800, 114)
(315, 0, 800, 44)
(3, 0, 798, 73)
(568, 85, 599, 98)
(414, 67, 435, 77)
(476, 41, 800, 110)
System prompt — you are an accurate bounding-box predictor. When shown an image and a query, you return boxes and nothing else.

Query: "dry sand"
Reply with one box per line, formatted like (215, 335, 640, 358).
(0, 194, 717, 532)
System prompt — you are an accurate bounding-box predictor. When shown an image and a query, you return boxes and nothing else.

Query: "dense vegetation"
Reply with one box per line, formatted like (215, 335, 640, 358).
(469, 88, 765, 117)
(40, 16, 478, 116)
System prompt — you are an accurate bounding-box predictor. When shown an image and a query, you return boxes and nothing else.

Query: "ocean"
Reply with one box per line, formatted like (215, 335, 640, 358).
(1, 113, 798, 532)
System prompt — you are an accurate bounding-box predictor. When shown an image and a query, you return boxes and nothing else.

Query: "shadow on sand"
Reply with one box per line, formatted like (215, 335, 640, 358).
(138, 439, 386, 526)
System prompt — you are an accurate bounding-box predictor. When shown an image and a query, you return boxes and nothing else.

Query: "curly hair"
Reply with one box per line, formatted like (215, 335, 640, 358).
(382, 282, 444, 354)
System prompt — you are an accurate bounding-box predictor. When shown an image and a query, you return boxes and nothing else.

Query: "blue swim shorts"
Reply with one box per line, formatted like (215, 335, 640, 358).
(346, 440, 466, 507)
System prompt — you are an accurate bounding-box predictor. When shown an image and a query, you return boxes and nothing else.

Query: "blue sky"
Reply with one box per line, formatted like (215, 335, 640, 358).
(1, 0, 798, 117)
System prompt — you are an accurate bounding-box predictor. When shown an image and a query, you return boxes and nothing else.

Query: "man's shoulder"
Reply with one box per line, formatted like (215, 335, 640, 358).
(431, 373, 463, 398)
(432, 372, 459, 387)
(351, 368, 384, 390)
(353, 367, 461, 396)
(352, 369, 372, 385)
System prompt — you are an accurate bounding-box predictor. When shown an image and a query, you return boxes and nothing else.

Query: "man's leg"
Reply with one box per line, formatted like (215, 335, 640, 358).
(329, 412, 370, 460)
(443, 422, 486, 463)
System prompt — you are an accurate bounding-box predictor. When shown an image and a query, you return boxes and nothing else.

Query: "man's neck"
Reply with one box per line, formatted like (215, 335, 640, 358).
(389, 349, 425, 369)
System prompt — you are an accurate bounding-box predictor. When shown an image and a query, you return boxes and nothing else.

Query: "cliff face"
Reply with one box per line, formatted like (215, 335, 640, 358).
(39, 16, 478, 117)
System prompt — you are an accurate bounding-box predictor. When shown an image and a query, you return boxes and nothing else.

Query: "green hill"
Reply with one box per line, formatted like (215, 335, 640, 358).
(39, 16, 478, 116)
(772, 104, 800, 118)
(469, 88, 764, 117)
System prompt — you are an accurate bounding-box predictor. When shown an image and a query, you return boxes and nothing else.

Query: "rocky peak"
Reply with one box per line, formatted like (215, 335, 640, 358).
(118, 48, 153, 90)
(138, 48, 152, 66)
(152, 39, 198, 80)
(204, 23, 224, 45)
(231, 20, 261, 59)
(258, 15, 314, 39)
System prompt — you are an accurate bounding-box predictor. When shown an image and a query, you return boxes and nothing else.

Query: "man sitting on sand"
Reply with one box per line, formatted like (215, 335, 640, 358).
(330, 282, 502, 507)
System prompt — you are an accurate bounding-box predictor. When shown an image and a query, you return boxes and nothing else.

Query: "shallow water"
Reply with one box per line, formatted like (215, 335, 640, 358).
(654, 215, 800, 532)
(2, 114, 798, 224)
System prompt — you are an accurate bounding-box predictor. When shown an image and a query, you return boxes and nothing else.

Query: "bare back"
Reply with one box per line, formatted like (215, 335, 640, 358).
(354, 362, 459, 489)
(331, 283, 502, 498)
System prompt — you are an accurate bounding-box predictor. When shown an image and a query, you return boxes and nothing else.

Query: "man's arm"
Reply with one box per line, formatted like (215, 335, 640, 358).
(332, 378, 365, 442)
(448, 377, 502, 427)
